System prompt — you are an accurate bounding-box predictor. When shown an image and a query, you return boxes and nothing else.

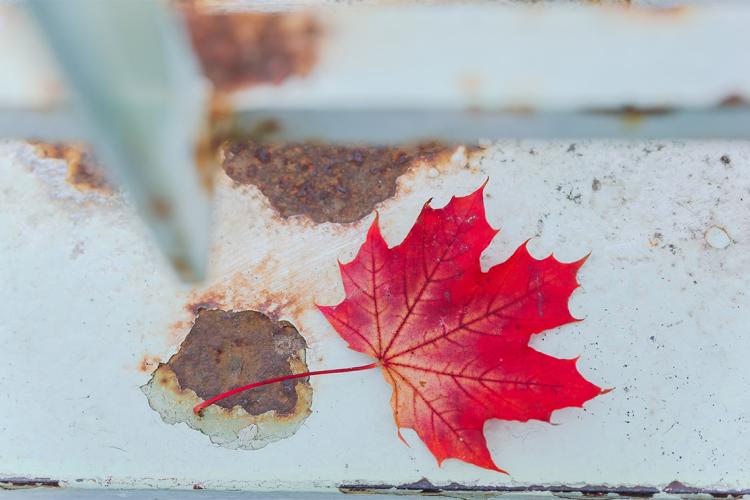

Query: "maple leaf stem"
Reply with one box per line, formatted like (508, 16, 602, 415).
(192, 362, 378, 415)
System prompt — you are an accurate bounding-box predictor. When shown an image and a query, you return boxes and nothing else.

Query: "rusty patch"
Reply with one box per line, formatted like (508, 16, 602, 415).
(171, 309, 306, 415)
(183, 8, 321, 93)
(142, 309, 312, 449)
(221, 141, 458, 223)
(29, 142, 112, 193)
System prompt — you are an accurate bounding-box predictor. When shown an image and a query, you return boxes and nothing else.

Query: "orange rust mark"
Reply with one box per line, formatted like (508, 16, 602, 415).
(149, 197, 172, 219)
(193, 93, 237, 195)
(503, 105, 536, 116)
(193, 131, 218, 194)
(719, 94, 748, 108)
(254, 290, 296, 322)
(139, 355, 162, 373)
(640, 5, 688, 17)
(587, 105, 674, 130)
(186, 289, 227, 316)
(167, 317, 193, 348)
(30, 142, 113, 193)
(459, 74, 482, 98)
(613, 4, 689, 21)
(166, 262, 312, 348)
(182, 6, 321, 93)
(170, 256, 192, 278)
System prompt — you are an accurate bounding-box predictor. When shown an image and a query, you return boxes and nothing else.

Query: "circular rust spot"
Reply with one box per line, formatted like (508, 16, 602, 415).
(169, 309, 306, 416)
(142, 309, 312, 450)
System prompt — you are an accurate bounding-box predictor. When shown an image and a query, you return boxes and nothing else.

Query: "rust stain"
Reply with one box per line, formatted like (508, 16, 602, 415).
(587, 105, 675, 130)
(143, 309, 312, 449)
(183, 7, 321, 93)
(459, 74, 482, 98)
(718, 94, 748, 108)
(503, 105, 536, 116)
(29, 142, 113, 193)
(615, 4, 690, 21)
(193, 93, 236, 195)
(168, 266, 307, 348)
(138, 355, 162, 373)
(167, 318, 193, 348)
(221, 141, 459, 224)
(637, 5, 689, 18)
(186, 297, 224, 316)
(589, 105, 675, 117)
(149, 197, 172, 219)
(253, 289, 296, 323)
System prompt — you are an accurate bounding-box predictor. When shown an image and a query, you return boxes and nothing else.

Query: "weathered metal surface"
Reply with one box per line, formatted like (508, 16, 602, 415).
(233, 106, 750, 142)
(226, 5, 750, 112)
(2, 138, 749, 491)
(3, 4, 750, 140)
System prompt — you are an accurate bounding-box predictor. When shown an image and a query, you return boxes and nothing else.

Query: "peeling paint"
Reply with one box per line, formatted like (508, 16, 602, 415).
(142, 309, 312, 450)
(0, 477, 61, 490)
(183, 7, 321, 93)
(342, 478, 716, 498)
(221, 140, 461, 223)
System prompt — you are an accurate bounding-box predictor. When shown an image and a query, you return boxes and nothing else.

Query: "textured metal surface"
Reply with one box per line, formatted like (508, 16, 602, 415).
(1, 138, 749, 491)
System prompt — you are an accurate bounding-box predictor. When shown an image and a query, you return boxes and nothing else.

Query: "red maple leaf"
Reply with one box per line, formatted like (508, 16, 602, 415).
(317, 182, 605, 472)
(193, 182, 606, 473)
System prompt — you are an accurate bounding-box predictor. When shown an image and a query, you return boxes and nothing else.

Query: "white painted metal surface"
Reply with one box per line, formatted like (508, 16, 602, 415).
(2, 4, 750, 139)
(1, 139, 749, 491)
(230, 4, 750, 111)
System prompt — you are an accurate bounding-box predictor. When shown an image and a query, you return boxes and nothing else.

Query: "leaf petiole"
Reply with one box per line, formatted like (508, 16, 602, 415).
(193, 362, 378, 415)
